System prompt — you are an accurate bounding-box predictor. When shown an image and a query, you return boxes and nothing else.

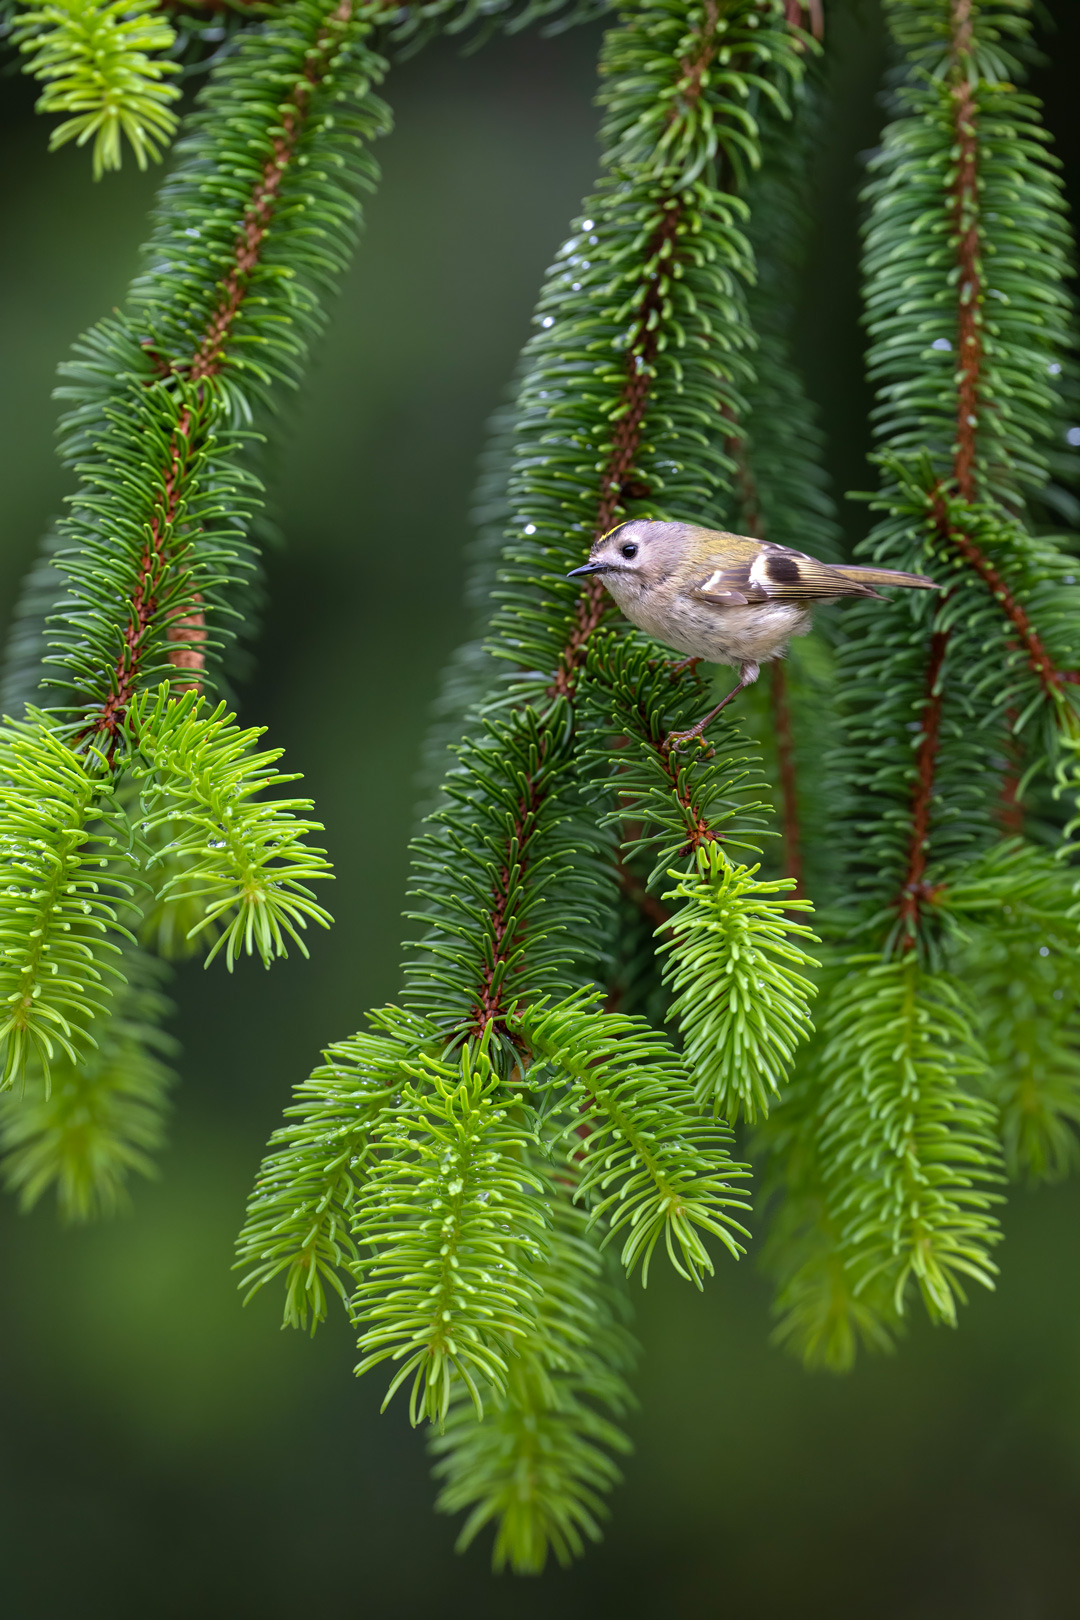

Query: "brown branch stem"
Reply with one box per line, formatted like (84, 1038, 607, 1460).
(88, 0, 356, 744)
(929, 492, 1080, 698)
(467, 734, 551, 1040)
(897, 0, 981, 941)
(477, 4, 798, 1033)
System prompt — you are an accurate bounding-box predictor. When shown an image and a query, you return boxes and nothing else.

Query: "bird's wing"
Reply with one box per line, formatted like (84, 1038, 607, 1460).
(689, 543, 883, 606)
(686, 559, 767, 606)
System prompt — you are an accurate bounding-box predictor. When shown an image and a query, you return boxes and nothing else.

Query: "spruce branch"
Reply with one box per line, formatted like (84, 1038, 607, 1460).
(351, 1036, 551, 1425)
(13, 0, 181, 178)
(517, 991, 752, 1285)
(240, 0, 828, 1558)
(0, 945, 176, 1220)
(760, 1059, 901, 1373)
(236, 1008, 431, 1332)
(856, 0, 1080, 950)
(36, 0, 392, 744)
(761, 954, 1006, 1366)
(0, 715, 138, 1088)
(0, 0, 387, 1202)
(430, 1189, 637, 1575)
(580, 633, 818, 1122)
(124, 686, 333, 969)
(716, 81, 843, 894)
(762, 0, 1080, 1366)
(403, 702, 612, 1050)
(582, 632, 772, 883)
(816, 959, 1004, 1325)
(661, 843, 817, 1123)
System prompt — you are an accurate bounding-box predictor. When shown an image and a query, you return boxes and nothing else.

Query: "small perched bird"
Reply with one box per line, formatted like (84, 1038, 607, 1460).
(568, 520, 939, 745)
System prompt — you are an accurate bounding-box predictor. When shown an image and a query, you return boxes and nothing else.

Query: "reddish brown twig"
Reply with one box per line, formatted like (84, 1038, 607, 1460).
(88, 407, 198, 746)
(467, 735, 551, 1038)
(166, 593, 208, 693)
(897, 2, 1079, 937)
(928, 491, 1080, 698)
(87, 0, 356, 745)
(784, 0, 824, 42)
(548, 203, 684, 701)
(897, 0, 980, 942)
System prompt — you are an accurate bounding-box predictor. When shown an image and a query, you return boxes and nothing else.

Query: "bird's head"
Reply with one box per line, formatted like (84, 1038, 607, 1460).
(567, 520, 693, 592)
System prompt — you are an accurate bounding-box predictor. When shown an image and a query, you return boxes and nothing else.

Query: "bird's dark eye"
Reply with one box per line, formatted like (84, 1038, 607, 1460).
(620, 542, 639, 559)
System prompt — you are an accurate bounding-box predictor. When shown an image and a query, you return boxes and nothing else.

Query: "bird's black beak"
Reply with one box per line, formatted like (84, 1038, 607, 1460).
(567, 560, 606, 578)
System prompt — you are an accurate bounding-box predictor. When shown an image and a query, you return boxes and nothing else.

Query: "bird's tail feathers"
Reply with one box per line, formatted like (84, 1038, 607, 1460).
(831, 564, 938, 596)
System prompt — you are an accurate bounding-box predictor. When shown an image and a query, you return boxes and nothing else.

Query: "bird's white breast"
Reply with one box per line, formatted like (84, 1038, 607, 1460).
(605, 573, 811, 666)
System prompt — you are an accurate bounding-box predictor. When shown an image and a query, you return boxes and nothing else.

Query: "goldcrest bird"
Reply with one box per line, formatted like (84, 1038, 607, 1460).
(568, 520, 939, 745)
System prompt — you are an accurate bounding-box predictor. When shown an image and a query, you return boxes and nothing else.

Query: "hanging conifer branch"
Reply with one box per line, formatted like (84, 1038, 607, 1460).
(761, 0, 1080, 1368)
(0, 0, 604, 1198)
(12, 0, 182, 178)
(43, 0, 387, 745)
(714, 78, 841, 900)
(240, 0, 824, 1570)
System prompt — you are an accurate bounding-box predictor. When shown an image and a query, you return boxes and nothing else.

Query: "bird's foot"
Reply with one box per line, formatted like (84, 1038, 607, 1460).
(661, 677, 748, 755)
(662, 719, 713, 755)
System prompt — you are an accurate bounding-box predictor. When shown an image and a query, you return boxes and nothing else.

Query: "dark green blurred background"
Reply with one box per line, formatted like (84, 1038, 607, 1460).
(2, 6, 1080, 1615)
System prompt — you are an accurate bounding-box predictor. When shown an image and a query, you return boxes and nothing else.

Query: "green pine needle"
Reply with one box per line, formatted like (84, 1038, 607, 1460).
(430, 1191, 636, 1575)
(0, 712, 138, 1089)
(236, 1007, 431, 1333)
(126, 686, 334, 970)
(816, 958, 1004, 1327)
(0, 945, 175, 1221)
(14, 0, 181, 179)
(517, 990, 752, 1286)
(661, 844, 818, 1123)
(351, 1035, 551, 1426)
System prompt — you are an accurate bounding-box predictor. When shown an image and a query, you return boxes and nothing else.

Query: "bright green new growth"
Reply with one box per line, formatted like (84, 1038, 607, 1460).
(125, 688, 334, 969)
(816, 959, 1003, 1326)
(430, 1192, 636, 1574)
(236, 1007, 433, 1333)
(0, 945, 176, 1220)
(353, 1036, 552, 1425)
(518, 991, 752, 1283)
(0, 714, 136, 1087)
(13, 0, 180, 178)
(662, 844, 818, 1123)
